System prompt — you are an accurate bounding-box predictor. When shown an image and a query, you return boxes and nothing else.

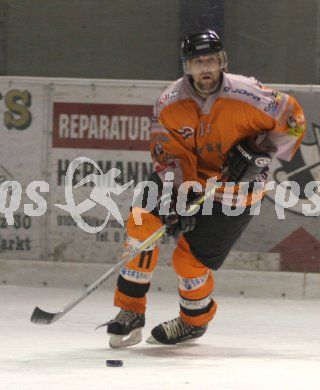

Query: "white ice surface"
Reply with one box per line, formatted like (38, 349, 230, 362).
(0, 285, 320, 390)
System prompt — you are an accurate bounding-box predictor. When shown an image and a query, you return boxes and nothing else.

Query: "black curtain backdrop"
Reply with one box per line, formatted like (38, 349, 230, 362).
(179, 0, 224, 40)
(178, 0, 224, 75)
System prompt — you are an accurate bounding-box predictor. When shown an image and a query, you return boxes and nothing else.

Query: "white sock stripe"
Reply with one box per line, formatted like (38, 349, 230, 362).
(120, 267, 153, 283)
(178, 271, 209, 291)
(179, 295, 212, 310)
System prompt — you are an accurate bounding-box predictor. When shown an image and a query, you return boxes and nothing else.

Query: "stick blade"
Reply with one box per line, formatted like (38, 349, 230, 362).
(30, 306, 58, 325)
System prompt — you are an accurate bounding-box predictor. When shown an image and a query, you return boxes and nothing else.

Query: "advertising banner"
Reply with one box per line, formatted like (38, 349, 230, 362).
(0, 79, 47, 259)
(0, 77, 319, 272)
(46, 80, 176, 263)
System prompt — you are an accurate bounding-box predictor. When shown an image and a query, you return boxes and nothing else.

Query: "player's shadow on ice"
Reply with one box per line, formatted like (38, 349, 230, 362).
(126, 344, 317, 361)
(129, 343, 256, 359)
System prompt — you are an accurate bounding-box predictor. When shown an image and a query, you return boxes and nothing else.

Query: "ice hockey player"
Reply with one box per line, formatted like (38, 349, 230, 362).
(106, 29, 305, 347)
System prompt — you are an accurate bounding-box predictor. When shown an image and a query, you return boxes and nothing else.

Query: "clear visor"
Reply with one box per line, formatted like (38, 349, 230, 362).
(183, 51, 228, 75)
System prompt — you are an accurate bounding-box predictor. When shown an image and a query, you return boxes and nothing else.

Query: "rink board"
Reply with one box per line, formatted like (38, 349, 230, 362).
(0, 77, 319, 273)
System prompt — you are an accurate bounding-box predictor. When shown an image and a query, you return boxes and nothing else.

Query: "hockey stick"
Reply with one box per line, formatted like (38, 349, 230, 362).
(30, 184, 218, 325)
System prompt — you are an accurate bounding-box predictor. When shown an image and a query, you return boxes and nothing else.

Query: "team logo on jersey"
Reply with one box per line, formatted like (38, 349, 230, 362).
(266, 123, 320, 216)
(152, 142, 177, 173)
(178, 127, 194, 140)
(287, 113, 305, 137)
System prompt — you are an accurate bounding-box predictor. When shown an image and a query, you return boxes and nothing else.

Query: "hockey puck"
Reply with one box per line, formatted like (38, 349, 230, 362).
(106, 359, 123, 367)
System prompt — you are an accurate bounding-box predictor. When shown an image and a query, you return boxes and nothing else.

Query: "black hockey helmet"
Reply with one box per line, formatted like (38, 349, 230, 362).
(180, 29, 227, 75)
(180, 29, 224, 60)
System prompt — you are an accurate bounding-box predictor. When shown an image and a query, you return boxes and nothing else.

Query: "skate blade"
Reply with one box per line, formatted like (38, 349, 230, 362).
(108, 328, 142, 348)
(145, 335, 163, 344)
(145, 334, 198, 345)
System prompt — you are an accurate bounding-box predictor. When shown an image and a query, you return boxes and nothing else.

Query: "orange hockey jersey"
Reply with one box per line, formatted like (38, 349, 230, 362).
(150, 73, 305, 204)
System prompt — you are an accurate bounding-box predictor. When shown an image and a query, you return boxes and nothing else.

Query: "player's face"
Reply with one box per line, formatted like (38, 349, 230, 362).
(187, 53, 222, 93)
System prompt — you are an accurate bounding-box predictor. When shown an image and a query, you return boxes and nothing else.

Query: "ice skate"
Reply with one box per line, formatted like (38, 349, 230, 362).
(146, 317, 207, 345)
(107, 309, 145, 348)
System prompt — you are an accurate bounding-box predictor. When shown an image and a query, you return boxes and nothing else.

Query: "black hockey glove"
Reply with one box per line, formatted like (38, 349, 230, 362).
(157, 191, 196, 239)
(224, 138, 274, 183)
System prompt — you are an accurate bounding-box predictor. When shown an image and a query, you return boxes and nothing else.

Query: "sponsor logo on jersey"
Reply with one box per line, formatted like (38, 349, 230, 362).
(120, 267, 153, 282)
(287, 113, 305, 137)
(223, 86, 261, 101)
(152, 142, 177, 174)
(178, 127, 194, 140)
(179, 273, 208, 291)
(264, 91, 283, 113)
(157, 91, 178, 107)
(180, 296, 212, 310)
(287, 114, 296, 128)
